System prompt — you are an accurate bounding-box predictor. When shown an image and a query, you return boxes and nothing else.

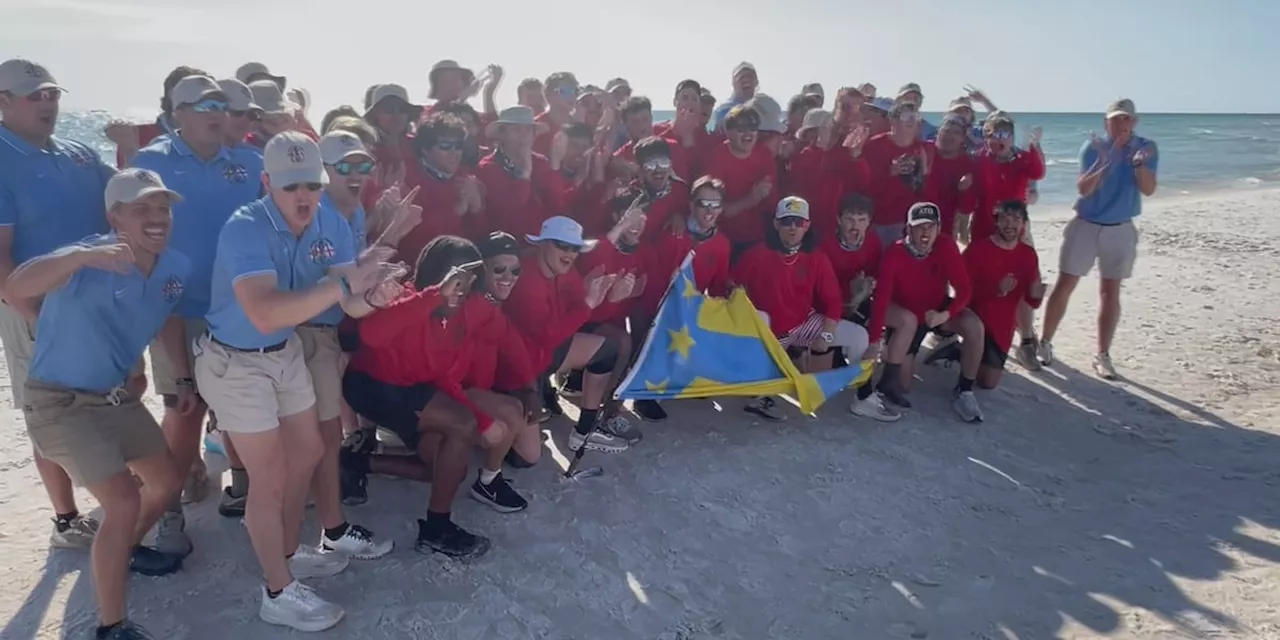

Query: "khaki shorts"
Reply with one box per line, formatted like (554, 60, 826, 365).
(194, 333, 316, 434)
(298, 325, 343, 422)
(23, 380, 166, 486)
(0, 302, 36, 408)
(149, 317, 208, 397)
(1059, 218, 1138, 280)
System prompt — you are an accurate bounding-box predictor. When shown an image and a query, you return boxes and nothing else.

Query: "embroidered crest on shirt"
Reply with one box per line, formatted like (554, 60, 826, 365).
(223, 164, 248, 183)
(309, 238, 336, 264)
(288, 145, 307, 163)
(161, 275, 184, 303)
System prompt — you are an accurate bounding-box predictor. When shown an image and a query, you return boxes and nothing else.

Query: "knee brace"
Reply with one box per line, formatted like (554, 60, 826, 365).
(585, 337, 620, 375)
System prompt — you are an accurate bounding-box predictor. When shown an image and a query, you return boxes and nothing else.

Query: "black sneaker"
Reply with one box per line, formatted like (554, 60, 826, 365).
(876, 380, 913, 409)
(633, 399, 668, 422)
(469, 471, 529, 513)
(339, 449, 369, 506)
(504, 449, 535, 469)
(923, 338, 962, 367)
(744, 396, 786, 421)
(129, 545, 182, 576)
(98, 620, 158, 639)
(541, 380, 563, 417)
(414, 518, 491, 559)
(342, 426, 379, 455)
(561, 369, 584, 396)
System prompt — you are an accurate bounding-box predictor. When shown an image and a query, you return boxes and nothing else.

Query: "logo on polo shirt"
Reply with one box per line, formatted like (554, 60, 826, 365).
(309, 238, 336, 264)
(223, 163, 249, 184)
(288, 145, 307, 164)
(161, 275, 184, 303)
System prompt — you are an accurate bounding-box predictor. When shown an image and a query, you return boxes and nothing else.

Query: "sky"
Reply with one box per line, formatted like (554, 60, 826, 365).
(3, 0, 1277, 119)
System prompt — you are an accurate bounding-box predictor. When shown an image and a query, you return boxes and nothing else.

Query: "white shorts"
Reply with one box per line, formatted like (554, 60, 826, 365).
(1059, 218, 1138, 280)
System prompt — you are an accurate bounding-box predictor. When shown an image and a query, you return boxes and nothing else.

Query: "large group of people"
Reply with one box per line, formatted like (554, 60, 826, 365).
(0, 55, 1158, 638)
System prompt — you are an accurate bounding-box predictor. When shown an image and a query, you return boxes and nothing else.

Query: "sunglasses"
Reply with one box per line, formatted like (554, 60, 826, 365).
(895, 112, 921, 123)
(189, 99, 229, 114)
(230, 109, 261, 121)
(694, 198, 724, 210)
(434, 139, 465, 152)
(25, 88, 62, 103)
(282, 182, 324, 192)
(490, 265, 523, 276)
(642, 157, 672, 171)
(555, 85, 580, 99)
(777, 216, 809, 228)
(331, 160, 375, 176)
(987, 130, 1014, 140)
(551, 240, 583, 253)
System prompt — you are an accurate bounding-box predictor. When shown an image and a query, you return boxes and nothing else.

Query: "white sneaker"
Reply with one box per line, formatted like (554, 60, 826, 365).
(289, 544, 349, 579)
(259, 581, 344, 632)
(850, 393, 902, 422)
(320, 524, 393, 560)
(1037, 340, 1055, 366)
(1093, 352, 1119, 380)
(49, 514, 99, 550)
(568, 430, 629, 453)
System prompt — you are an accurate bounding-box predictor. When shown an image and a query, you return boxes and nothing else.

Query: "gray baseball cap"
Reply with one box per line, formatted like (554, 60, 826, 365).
(170, 75, 225, 109)
(249, 80, 298, 115)
(105, 168, 182, 210)
(264, 131, 327, 188)
(319, 130, 370, 165)
(746, 94, 786, 134)
(0, 58, 64, 97)
(217, 78, 260, 112)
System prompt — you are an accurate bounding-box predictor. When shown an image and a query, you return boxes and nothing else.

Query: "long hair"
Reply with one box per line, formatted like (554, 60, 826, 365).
(414, 235, 483, 291)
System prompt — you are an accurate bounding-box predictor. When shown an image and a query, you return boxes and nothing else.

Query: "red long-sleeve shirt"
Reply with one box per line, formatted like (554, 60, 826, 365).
(640, 228, 731, 317)
(575, 239, 644, 326)
(349, 286, 505, 432)
(785, 144, 870, 235)
(972, 147, 1045, 238)
(462, 296, 536, 392)
(394, 161, 486, 263)
(867, 236, 971, 343)
(730, 246, 843, 337)
(614, 136, 695, 185)
(862, 133, 930, 227)
(504, 254, 594, 373)
(701, 142, 778, 245)
(924, 152, 979, 236)
(819, 233, 883, 306)
(474, 151, 568, 239)
(962, 236, 1043, 353)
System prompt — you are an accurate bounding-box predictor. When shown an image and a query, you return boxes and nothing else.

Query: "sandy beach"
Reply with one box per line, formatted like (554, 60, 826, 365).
(1, 188, 1278, 639)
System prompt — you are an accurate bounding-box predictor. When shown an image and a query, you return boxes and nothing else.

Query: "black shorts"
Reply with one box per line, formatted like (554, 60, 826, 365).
(545, 339, 573, 377)
(342, 370, 435, 452)
(982, 333, 1009, 369)
(885, 297, 953, 355)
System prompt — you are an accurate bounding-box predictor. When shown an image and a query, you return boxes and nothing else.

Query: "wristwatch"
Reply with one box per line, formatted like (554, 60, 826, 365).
(820, 331, 835, 343)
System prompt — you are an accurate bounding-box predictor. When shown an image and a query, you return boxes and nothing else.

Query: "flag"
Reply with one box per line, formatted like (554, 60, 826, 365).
(616, 252, 872, 414)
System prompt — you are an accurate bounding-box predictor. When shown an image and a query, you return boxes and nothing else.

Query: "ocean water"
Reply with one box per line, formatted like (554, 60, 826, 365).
(60, 110, 1280, 211)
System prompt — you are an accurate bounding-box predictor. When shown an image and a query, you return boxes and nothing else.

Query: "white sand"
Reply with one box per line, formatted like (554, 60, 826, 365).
(2, 188, 1279, 639)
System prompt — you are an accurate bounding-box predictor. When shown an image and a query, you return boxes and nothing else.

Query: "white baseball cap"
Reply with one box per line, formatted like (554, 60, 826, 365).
(105, 168, 182, 210)
(0, 58, 64, 97)
(248, 80, 298, 115)
(775, 196, 810, 220)
(319, 131, 370, 165)
(264, 131, 327, 188)
(525, 216, 598, 251)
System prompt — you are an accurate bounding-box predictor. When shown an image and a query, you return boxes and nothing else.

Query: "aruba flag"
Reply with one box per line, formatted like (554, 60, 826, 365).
(616, 252, 872, 414)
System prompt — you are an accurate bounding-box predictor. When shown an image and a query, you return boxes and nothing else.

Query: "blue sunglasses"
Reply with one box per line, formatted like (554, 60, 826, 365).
(190, 99, 229, 114)
(331, 160, 375, 176)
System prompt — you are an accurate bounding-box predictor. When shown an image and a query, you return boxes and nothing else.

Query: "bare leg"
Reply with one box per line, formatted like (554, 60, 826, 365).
(83, 473, 142, 627)
(127, 452, 182, 546)
(1040, 273, 1080, 343)
(277, 408, 325, 557)
(1098, 278, 1123, 354)
(35, 450, 78, 514)
(310, 416, 344, 530)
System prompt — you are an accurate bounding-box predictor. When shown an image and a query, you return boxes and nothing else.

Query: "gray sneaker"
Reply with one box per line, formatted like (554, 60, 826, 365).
(49, 514, 99, 550)
(951, 389, 984, 423)
(1015, 340, 1042, 372)
(181, 457, 210, 504)
(599, 415, 642, 444)
(154, 509, 193, 558)
(1093, 352, 1119, 380)
(1037, 340, 1055, 366)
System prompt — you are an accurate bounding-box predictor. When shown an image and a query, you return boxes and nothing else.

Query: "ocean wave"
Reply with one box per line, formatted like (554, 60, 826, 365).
(1044, 158, 1079, 167)
(1239, 177, 1264, 186)
(1192, 128, 1215, 135)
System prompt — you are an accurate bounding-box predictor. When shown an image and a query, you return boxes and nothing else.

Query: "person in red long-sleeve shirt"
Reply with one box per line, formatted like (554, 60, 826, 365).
(949, 201, 1046, 390)
(817, 193, 900, 422)
(362, 83, 420, 169)
(505, 216, 639, 454)
(926, 115, 979, 236)
(653, 80, 720, 178)
(866, 203, 986, 423)
(474, 106, 567, 239)
(597, 137, 691, 241)
(702, 105, 777, 255)
(787, 109, 871, 236)
(395, 114, 486, 262)
(433, 102, 492, 170)
(343, 236, 538, 557)
(729, 197, 871, 422)
(863, 102, 931, 245)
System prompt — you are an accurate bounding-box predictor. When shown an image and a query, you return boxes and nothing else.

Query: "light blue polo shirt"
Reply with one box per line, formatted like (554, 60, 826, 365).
(129, 134, 264, 318)
(29, 235, 191, 393)
(310, 192, 365, 326)
(206, 196, 356, 349)
(0, 126, 114, 264)
(1075, 135, 1158, 225)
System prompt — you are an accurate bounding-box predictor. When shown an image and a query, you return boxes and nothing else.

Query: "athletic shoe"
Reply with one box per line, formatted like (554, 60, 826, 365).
(600, 415, 642, 443)
(414, 518, 491, 559)
(541, 379, 563, 417)
(320, 524, 393, 560)
(341, 427, 379, 456)
(259, 581, 344, 633)
(876, 380, 912, 409)
(1093, 352, 1119, 380)
(1037, 340, 1055, 366)
(952, 389, 984, 423)
(129, 545, 182, 576)
(922, 337, 962, 367)
(154, 510, 192, 558)
(1016, 340, 1042, 371)
(218, 487, 246, 518)
(289, 544, 349, 579)
(560, 370, 584, 398)
(339, 449, 369, 506)
(850, 393, 902, 422)
(469, 471, 529, 513)
(633, 399, 668, 422)
(744, 396, 786, 421)
(98, 620, 158, 639)
(181, 458, 209, 504)
(568, 429, 629, 453)
(49, 514, 98, 550)
(504, 449, 535, 469)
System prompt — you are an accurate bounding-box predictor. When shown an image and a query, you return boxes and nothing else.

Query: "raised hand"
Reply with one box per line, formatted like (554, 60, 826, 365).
(364, 278, 406, 308)
(584, 272, 618, 309)
(1026, 126, 1043, 148)
(631, 273, 648, 298)
(1132, 141, 1156, 167)
(81, 236, 136, 273)
(440, 260, 483, 298)
(378, 185, 423, 246)
(998, 273, 1017, 297)
(843, 124, 870, 158)
(104, 120, 136, 147)
(958, 173, 974, 191)
(750, 176, 773, 203)
(607, 272, 637, 303)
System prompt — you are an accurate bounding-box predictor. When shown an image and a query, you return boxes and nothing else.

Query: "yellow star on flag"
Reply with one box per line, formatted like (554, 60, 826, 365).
(682, 276, 700, 299)
(644, 379, 669, 393)
(668, 324, 696, 359)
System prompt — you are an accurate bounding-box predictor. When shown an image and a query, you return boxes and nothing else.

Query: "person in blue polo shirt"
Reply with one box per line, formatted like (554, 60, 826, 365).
(196, 131, 399, 633)
(7, 169, 190, 640)
(0, 57, 116, 552)
(1039, 98, 1158, 381)
(130, 73, 265, 552)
